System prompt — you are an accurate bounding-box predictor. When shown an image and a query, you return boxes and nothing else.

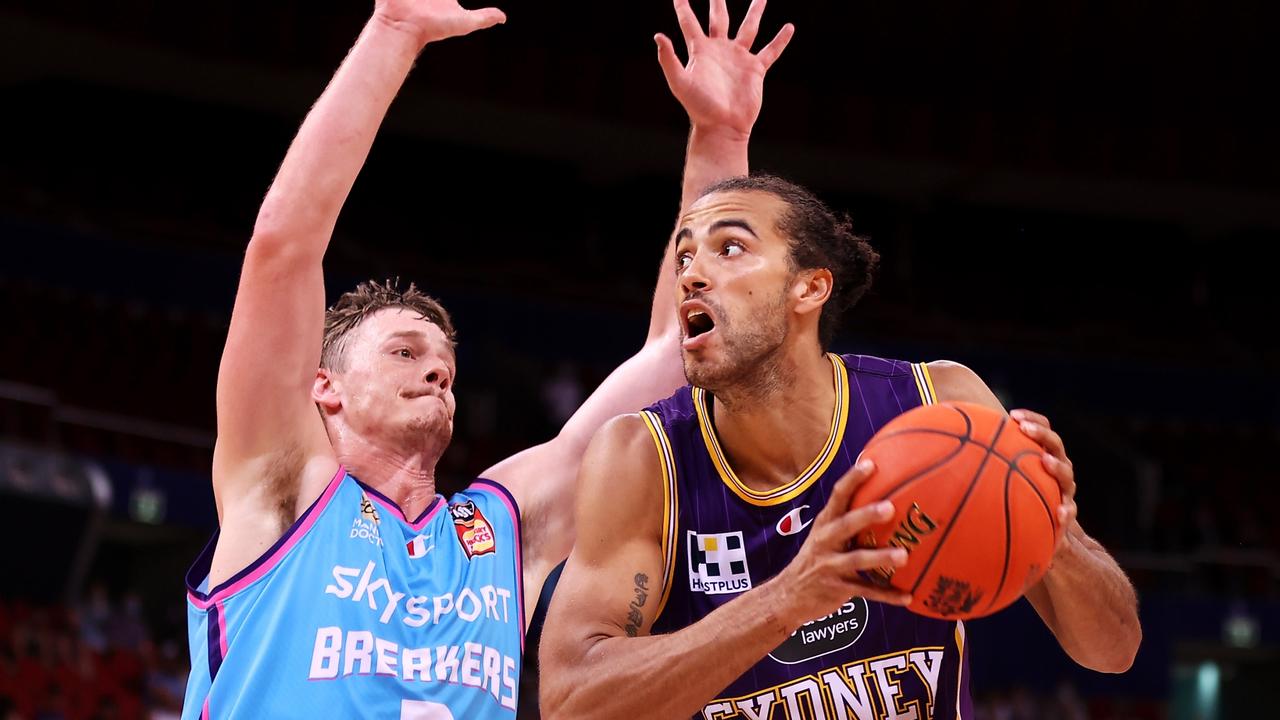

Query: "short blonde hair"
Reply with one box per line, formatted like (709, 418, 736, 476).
(321, 279, 457, 371)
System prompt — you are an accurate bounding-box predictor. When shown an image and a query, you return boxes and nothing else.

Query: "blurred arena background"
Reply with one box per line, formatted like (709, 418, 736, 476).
(1, 1, 1277, 718)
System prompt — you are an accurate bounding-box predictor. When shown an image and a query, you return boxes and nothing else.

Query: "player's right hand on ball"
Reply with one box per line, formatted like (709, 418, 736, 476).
(375, 0, 506, 47)
(772, 459, 913, 624)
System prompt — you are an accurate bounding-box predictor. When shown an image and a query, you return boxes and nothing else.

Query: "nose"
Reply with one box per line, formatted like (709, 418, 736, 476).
(423, 361, 451, 392)
(680, 252, 712, 297)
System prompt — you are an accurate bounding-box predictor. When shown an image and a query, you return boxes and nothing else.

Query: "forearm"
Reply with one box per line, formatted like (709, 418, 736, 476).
(546, 579, 794, 719)
(679, 125, 750, 211)
(1032, 526, 1141, 672)
(253, 16, 422, 247)
(645, 125, 751, 341)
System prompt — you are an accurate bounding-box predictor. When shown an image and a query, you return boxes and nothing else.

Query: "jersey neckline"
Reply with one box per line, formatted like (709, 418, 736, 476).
(353, 476, 445, 531)
(692, 353, 851, 507)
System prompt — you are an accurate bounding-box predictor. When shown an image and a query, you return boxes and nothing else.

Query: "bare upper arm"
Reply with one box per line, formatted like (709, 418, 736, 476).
(483, 338, 683, 584)
(926, 359, 1006, 413)
(540, 414, 668, 669)
(213, 237, 335, 519)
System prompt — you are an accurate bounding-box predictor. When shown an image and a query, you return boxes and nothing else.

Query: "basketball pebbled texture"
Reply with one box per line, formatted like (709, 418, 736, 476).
(852, 402, 1063, 620)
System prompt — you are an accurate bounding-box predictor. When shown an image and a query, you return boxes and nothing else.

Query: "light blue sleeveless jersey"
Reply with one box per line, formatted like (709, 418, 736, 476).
(182, 469, 525, 719)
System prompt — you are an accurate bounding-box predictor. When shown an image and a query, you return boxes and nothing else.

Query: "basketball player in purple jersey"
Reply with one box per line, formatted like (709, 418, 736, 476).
(541, 151, 1141, 720)
(190, 0, 797, 715)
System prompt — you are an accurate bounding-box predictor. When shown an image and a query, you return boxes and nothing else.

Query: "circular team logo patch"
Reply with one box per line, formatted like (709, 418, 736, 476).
(768, 598, 869, 665)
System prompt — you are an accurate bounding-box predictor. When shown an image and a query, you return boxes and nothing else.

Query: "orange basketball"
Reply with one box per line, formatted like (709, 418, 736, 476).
(852, 401, 1063, 620)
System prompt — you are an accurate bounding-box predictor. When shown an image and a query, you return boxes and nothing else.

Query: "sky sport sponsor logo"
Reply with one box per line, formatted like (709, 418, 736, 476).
(324, 561, 514, 627)
(775, 505, 813, 536)
(687, 531, 752, 595)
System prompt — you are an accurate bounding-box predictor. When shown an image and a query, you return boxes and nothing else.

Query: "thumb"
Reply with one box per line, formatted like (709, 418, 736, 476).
(654, 33, 683, 88)
(464, 7, 506, 34)
(820, 458, 875, 524)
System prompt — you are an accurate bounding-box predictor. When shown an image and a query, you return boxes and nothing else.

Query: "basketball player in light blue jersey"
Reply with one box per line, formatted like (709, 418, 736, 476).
(180, 0, 795, 717)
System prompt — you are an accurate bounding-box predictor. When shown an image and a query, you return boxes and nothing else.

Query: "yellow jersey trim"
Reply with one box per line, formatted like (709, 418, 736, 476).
(921, 362, 938, 404)
(693, 353, 850, 507)
(912, 362, 938, 405)
(639, 410, 678, 619)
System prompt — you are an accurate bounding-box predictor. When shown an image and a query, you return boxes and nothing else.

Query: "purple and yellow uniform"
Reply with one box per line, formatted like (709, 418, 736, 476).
(644, 353, 973, 720)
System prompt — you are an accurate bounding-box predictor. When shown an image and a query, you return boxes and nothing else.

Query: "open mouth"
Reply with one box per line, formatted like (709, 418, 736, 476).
(686, 309, 716, 338)
(681, 300, 719, 345)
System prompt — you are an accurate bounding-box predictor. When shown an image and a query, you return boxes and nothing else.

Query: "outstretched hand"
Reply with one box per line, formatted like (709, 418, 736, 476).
(375, 0, 505, 48)
(656, 0, 794, 137)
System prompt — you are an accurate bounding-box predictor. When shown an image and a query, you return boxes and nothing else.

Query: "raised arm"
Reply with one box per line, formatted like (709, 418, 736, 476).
(484, 0, 795, 601)
(210, 2, 503, 577)
(928, 361, 1141, 673)
(658, 0, 793, 213)
(539, 417, 911, 719)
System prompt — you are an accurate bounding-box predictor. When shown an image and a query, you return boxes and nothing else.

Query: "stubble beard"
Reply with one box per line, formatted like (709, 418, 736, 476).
(683, 294, 790, 409)
(401, 408, 453, 456)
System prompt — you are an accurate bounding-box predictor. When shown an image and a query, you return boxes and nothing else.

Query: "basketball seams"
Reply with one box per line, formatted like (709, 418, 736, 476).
(868, 427, 969, 444)
(863, 403, 1062, 619)
(866, 403, 972, 449)
(984, 464, 1016, 614)
(1006, 450, 1059, 535)
(878, 438, 969, 501)
(869, 405, 971, 500)
(907, 410, 1009, 599)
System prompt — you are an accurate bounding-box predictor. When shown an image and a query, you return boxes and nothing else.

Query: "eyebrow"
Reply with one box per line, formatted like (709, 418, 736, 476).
(674, 218, 760, 246)
(386, 330, 428, 342)
(710, 219, 759, 238)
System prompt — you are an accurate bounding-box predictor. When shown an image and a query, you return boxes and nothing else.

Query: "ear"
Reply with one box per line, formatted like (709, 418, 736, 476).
(312, 368, 342, 414)
(791, 267, 833, 318)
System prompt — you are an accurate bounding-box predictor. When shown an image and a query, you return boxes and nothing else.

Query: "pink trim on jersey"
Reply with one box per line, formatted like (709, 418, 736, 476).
(470, 480, 525, 652)
(201, 698, 209, 720)
(359, 487, 446, 532)
(188, 465, 347, 609)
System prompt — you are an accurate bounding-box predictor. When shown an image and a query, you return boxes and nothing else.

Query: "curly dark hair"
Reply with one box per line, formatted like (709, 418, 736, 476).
(321, 279, 456, 371)
(697, 173, 880, 347)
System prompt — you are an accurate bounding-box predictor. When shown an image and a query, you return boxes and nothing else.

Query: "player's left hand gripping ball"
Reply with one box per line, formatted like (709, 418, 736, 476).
(1010, 409, 1076, 555)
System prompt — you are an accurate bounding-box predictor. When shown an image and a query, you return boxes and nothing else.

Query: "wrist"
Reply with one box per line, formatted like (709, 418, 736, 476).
(1045, 530, 1087, 579)
(690, 123, 752, 147)
(757, 575, 803, 638)
(368, 11, 434, 53)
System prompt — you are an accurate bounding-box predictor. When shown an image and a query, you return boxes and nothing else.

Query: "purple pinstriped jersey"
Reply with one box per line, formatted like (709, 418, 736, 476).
(644, 353, 973, 720)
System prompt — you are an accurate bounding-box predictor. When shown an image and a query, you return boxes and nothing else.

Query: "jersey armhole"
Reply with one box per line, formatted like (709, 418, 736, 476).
(912, 362, 939, 405)
(466, 478, 527, 651)
(186, 465, 347, 609)
(639, 410, 679, 621)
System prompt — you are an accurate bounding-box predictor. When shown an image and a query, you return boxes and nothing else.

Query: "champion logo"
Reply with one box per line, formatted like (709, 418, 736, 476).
(405, 533, 434, 559)
(776, 506, 813, 536)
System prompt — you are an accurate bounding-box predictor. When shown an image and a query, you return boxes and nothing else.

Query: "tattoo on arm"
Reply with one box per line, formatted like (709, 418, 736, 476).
(624, 573, 650, 637)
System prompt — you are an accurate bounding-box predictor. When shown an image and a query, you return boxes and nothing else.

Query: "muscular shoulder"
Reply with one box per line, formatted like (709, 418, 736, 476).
(925, 360, 1006, 412)
(576, 414, 666, 550)
(585, 413, 660, 463)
